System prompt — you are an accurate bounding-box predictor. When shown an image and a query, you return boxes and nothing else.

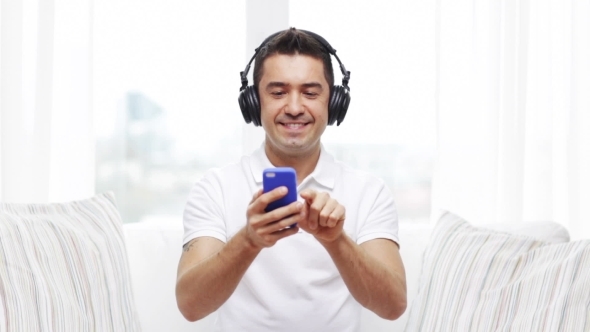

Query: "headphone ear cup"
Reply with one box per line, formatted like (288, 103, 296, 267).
(328, 85, 351, 126)
(238, 88, 252, 124)
(247, 86, 261, 126)
(238, 86, 261, 126)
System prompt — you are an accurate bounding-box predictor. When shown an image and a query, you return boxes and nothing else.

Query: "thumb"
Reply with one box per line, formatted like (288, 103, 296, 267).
(298, 202, 310, 228)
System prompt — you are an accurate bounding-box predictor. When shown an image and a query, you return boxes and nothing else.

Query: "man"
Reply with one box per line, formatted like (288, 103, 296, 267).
(176, 28, 407, 331)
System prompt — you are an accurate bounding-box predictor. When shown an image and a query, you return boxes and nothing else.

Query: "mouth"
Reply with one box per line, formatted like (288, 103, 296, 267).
(279, 122, 309, 131)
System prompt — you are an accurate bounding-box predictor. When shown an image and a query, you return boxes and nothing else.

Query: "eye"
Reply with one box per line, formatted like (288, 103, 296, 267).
(304, 91, 319, 98)
(271, 91, 286, 97)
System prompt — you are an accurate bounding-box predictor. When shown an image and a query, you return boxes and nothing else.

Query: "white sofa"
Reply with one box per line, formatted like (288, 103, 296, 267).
(2, 192, 588, 331)
(123, 219, 433, 332)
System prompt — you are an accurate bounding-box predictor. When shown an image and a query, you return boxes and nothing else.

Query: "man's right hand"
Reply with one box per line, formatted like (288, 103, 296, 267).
(245, 187, 303, 249)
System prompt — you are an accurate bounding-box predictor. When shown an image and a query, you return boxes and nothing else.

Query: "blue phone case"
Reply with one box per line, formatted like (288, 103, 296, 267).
(263, 167, 298, 214)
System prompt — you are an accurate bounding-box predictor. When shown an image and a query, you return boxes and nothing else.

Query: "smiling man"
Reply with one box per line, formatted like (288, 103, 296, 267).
(176, 28, 407, 332)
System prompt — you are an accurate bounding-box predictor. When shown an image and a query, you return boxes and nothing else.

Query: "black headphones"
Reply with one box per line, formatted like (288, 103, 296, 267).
(238, 29, 351, 127)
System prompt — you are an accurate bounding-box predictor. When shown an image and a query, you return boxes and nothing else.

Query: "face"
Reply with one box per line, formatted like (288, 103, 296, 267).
(258, 54, 330, 159)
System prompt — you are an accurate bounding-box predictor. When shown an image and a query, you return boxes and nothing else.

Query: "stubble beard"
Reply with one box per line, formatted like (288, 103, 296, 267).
(265, 135, 321, 162)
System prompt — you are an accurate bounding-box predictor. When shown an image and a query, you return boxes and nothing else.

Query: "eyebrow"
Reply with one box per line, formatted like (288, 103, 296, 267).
(265, 82, 289, 90)
(301, 82, 323, 90)
(264, 81, 324, 91)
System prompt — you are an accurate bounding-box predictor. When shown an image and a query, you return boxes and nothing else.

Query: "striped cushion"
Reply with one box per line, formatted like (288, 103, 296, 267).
(0, 192, 141, 331)
(404, 212, 590, 332)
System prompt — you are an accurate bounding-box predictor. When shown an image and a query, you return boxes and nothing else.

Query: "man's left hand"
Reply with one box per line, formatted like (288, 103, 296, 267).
(299, 189, 346, 243)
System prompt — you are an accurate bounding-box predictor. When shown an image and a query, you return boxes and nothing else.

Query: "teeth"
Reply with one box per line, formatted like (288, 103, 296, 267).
(285, 123, 304, 128)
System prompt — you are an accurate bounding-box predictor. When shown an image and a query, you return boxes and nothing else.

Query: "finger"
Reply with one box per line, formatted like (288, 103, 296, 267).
(327, 204, 345, 228)
(318, 199, 338, 227)
(261, 201, 303, 227)
(248, 187, 288, 228)
(255, 186, 288, 212)
(268, 224, 300, 242)
(297, 201, 310, 230)
(255, 223, 299, 247)
(250, 188, 263, 203)
(308, 193, 329, 230)
(261, 209, 304, 234)
(299, 189, 317, 203)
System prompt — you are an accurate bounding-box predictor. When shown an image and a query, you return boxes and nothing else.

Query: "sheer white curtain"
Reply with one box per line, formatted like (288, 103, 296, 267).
(0, 0, 94, 203)
(432, 0, 590, 239)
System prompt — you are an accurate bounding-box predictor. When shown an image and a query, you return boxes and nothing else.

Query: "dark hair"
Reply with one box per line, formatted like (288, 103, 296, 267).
(253, 28, 334, 90)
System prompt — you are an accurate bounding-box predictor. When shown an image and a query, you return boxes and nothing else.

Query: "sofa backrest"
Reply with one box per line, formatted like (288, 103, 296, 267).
(123, 219, 434, 332)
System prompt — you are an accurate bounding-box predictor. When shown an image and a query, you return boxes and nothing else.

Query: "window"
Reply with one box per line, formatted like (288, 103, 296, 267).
(94, 1, 246, 223)
(94, 1, 435, 224)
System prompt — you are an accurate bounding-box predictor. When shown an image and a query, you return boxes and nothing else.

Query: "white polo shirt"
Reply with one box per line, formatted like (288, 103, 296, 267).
(183, 144, 399, 332)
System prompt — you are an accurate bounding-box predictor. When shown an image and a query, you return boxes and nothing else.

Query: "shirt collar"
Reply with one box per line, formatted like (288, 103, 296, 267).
(249, 142, 336, 189)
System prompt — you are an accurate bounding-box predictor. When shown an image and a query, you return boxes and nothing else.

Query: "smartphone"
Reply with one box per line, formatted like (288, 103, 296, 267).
(263, 167, 298, 227)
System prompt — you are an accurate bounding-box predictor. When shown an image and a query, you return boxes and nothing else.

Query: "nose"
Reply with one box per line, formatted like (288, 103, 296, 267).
(284, 92, 305, 117)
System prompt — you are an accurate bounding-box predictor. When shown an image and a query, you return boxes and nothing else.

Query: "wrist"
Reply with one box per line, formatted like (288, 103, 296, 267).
(317, 231, 347, 249)
(238, 227, 264, 254)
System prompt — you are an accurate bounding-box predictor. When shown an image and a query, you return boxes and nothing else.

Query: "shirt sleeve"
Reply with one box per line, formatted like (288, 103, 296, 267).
(182, 169, 227, 245)
(356, 180, 400, 246)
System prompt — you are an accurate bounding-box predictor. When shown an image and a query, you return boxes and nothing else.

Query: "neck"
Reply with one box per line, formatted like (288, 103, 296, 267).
(264, 142, 321, 185)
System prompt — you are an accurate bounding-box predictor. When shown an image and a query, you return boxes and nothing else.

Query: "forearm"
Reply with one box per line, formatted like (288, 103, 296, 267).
(176, 227, 260, 321)
(320, 235, 407, 320)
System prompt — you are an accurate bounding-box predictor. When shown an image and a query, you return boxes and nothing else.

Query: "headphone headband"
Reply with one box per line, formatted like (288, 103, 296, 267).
(239, 29, 350, 91)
